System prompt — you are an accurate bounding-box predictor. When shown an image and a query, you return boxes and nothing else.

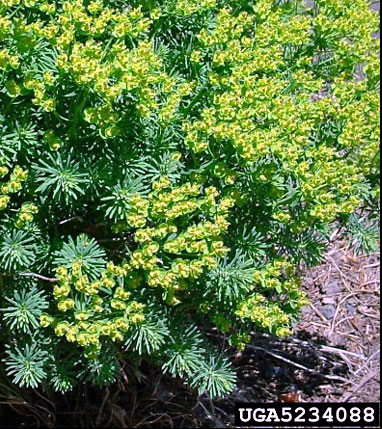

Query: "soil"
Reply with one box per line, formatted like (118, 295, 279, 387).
(0, 233, 379, 428)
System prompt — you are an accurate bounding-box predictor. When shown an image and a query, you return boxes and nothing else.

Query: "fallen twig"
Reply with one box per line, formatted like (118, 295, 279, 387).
(247, 345, 354, 384)
(308, 302, 329, 323)
(340, 371, 378, 402)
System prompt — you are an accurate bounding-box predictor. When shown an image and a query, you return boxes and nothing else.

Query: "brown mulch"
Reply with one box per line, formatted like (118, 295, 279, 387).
(298, 230, 380, 404)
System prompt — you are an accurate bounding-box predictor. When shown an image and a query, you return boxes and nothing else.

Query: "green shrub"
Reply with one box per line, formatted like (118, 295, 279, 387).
(0, 0, 379, 398)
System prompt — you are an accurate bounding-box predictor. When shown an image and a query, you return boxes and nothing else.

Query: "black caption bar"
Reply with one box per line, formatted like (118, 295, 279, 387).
(235, 403, 380, 427)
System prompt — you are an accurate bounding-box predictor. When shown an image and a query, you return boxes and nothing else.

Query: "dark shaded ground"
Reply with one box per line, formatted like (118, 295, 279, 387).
(0, 233, 379, 428)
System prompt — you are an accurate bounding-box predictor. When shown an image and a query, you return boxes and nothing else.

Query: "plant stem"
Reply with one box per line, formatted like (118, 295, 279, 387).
(0, 272, 57, 283)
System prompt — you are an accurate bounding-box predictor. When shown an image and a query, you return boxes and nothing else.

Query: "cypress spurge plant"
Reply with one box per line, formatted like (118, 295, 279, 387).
(0, 0, 380, 398)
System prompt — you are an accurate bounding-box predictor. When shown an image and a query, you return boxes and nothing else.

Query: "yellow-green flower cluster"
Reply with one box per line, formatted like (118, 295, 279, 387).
(229, 332, 252, 352)
(213, 162, 238, 186)
(42, 175, 235, 348)
(237, 294, 293, 337)
(23, 76, 56, 113)
(0, 163, 28, 211)
(159, 81, 196, 125)
(43, 130, 63, 151)
(123, 178, 233, 305)
(0, 0, 194, 136)
(236, 259, 308, 337)
(184, 1, 379, 225)
(0, 47, 19, 70)
(172, 0, 216, 16)
(314, 0, 379, 72)
(14, 202, 38, 229)
(41, 263, 146, 358)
